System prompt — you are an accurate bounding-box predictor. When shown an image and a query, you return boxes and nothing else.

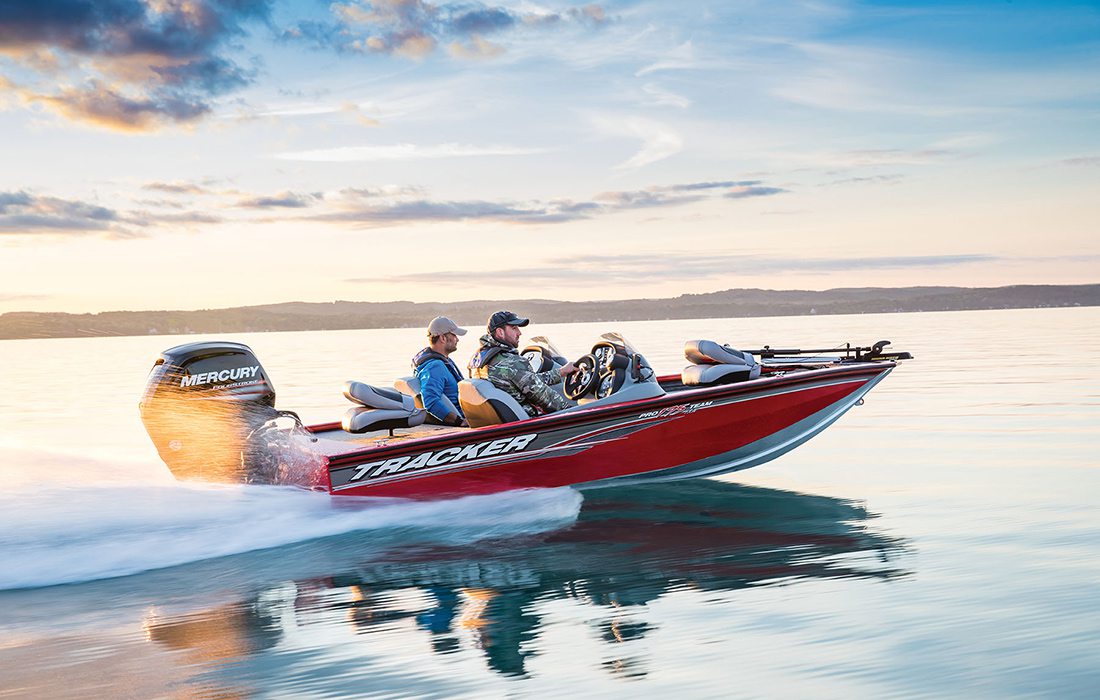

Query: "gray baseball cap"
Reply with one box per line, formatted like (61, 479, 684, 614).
(427, 316, 467, 336)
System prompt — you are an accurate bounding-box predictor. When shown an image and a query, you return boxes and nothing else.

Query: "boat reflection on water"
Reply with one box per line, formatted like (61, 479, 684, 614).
(144, 479, 909, 683)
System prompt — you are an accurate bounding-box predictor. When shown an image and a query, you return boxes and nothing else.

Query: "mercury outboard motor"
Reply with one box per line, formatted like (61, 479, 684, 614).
(140, 341, 281, 482)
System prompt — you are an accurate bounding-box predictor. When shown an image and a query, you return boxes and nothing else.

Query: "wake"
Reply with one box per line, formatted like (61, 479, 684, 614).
(0, 474, 582, 591)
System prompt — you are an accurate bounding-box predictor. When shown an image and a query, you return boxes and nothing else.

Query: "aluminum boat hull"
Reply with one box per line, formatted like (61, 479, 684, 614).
(315, 362, 894, 499)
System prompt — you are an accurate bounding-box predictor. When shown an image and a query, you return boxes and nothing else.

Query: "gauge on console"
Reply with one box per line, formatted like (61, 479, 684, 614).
(592, 343, 618, 370)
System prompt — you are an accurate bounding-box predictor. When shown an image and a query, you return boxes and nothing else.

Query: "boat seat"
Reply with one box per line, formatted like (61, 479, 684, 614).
(342, 406, 427, 433)
(458, 379, 527, 428)
(342, 380, 426, 433)
(682, 339, 761, 386)
(394, 376, 419, 400)
(685, 339, 757, 366)
(345, 380, 416, 411)
(394, 375, 459, 426)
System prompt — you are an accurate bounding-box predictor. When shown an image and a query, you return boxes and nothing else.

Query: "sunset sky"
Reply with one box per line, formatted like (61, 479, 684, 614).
(1, 0, 1098, 314)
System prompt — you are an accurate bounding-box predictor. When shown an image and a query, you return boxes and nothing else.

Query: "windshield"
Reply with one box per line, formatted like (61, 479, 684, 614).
(527, 335, 566, 359)
(599, 331, 639, 355)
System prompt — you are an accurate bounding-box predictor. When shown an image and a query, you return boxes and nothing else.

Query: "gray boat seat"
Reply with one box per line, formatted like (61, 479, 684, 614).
(394, 375, 460, 425)
(342, 380, 426, 433)
(685, 339, 757, 366)
(682, 339, 761, 386)
(344, 380, 416, 411)
(394, 376, 419, 400)
(458, 379, 527, 427)
(342, 406, 427, 434)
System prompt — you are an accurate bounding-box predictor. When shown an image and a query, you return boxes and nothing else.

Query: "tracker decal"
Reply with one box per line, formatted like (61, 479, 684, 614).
(345, 433, 538, 483)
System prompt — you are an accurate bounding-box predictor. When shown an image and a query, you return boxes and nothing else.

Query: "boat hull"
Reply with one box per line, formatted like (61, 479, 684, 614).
(321, 362, 894, 499)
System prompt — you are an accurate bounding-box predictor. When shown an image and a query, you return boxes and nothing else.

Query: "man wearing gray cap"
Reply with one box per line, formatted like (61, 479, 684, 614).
(468, 310, 576, 418)
(412, 316, 468, 426)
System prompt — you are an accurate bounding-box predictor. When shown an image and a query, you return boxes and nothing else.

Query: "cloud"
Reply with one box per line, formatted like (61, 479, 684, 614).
(593, 189, 705, 210)
(619, 120, 682, 169)
(340, 101, 382, 126)
(635, 40, 698, 76)
(666, 181, 760, 192)
(1061, 156, 1100, 167)
(792, 146, 959, 171)
(592, 181, 766, 209)
(592, 180, 785, 204)
(360, 253, 997, 286)
(254, 82, 455, 126)
(0, 190, 122, 235)
(641, 82, 691, 108)
(274, 142, 548, 162)
(236, 191, 320, 209)
(590, 115, 683, 170)
(839, 148, 952, 167)
(0, 178, 788, 237)
(28, 80, 210, 131)
(0, 0, 270, 55)
(0, 0, 271, 130)
(447, 35, 504, 60)
(341, 185, 426, 198)
(725, 185, 786, 199)
(282, 1, 609, 59)
(450, 7, 516, 34)
(312, 199, 585, 226)
(142, 181, 217, 195)
(766, 40, 963, 117)
(0, 189, 226, 237)
(0, 292, 52, 303)
(822, 174, 905, 187)
(128, 211, 223, 226)
(150, 56, 255, 96)
(761, 36, 1100, 120)
(306, 178, 787, 227)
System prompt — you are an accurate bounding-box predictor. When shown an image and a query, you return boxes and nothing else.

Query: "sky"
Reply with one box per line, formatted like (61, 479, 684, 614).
(1, 0, 1098, 314)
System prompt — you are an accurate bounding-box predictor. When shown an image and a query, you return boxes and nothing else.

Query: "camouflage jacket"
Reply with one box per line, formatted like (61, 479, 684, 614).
(469, 334, 570, 417)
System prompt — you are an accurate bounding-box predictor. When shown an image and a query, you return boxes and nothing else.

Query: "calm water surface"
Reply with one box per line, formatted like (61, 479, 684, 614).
(1, 308, 1098, 698)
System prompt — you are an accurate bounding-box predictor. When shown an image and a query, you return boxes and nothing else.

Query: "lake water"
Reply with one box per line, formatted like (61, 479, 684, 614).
(1, 308, 1098, 698)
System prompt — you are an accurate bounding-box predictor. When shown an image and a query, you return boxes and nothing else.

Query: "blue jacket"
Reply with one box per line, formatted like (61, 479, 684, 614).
(412, 348, 464, 423)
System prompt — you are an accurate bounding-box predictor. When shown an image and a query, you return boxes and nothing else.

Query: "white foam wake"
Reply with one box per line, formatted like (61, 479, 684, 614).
(0, 479, 583, 591)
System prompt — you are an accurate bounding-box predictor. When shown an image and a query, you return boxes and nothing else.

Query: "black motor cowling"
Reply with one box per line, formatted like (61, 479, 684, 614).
(140, 341, 278, 482)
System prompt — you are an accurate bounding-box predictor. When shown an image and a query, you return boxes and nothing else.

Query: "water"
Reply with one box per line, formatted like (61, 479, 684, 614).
(1, 308, 1098, 698)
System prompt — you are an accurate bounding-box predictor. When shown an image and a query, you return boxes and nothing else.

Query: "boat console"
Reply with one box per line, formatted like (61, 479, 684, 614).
(560, 332, 666, 409)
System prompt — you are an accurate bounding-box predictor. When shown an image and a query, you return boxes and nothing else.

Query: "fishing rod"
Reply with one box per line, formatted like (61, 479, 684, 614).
(746, 340, 913, 361)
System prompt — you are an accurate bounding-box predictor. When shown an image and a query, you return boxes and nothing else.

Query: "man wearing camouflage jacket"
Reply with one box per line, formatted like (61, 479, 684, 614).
(468, 310, 576, 418)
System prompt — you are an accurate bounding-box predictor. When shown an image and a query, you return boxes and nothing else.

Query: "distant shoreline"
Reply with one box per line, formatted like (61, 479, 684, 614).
(2, 284, 1097, 340)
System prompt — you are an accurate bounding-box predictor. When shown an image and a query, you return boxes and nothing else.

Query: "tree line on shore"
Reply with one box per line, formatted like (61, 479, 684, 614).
(1, 284, 1097, 340)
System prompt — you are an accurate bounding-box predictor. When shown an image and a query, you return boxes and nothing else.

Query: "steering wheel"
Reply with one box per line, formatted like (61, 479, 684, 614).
(564, 354, 599, 400)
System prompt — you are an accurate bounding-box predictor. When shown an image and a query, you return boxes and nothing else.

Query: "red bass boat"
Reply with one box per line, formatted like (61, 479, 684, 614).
(139, 333, 911, 499)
